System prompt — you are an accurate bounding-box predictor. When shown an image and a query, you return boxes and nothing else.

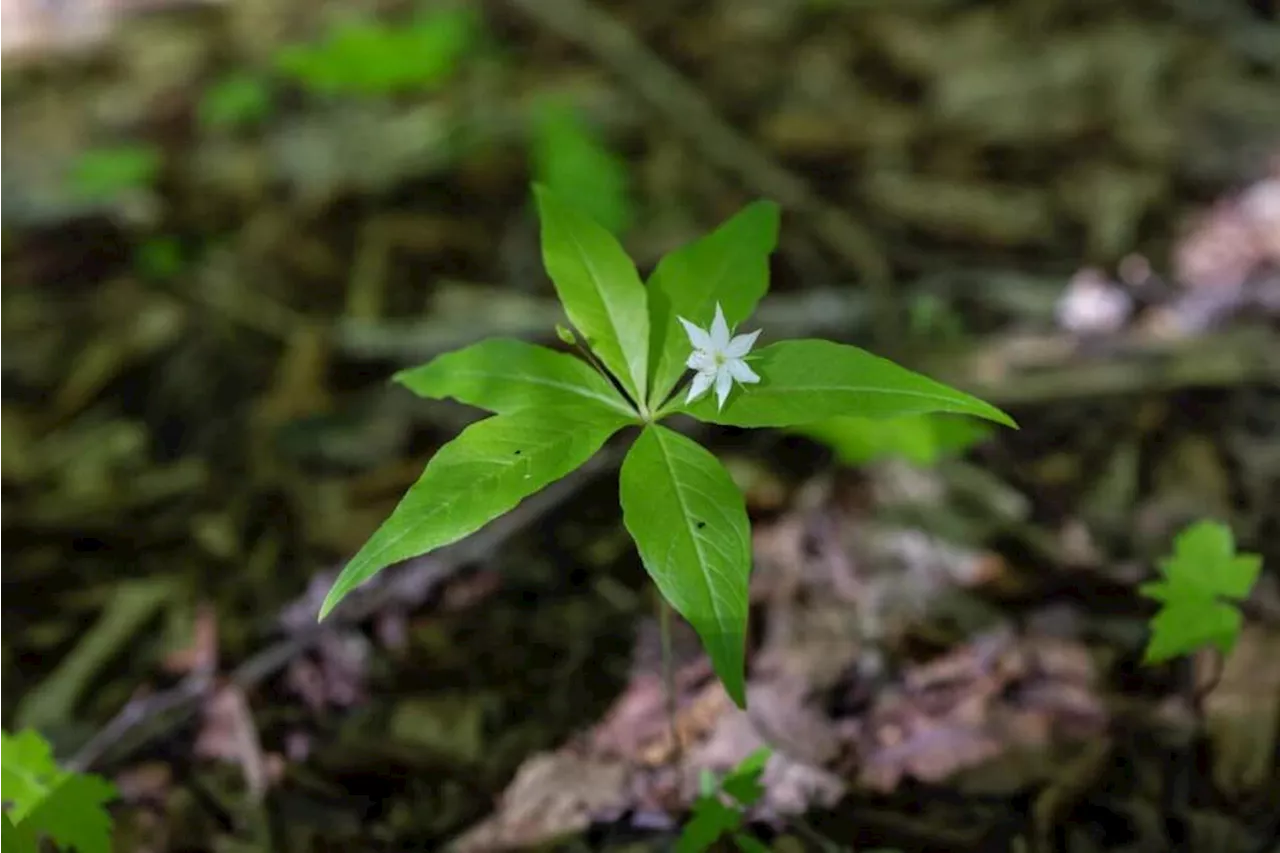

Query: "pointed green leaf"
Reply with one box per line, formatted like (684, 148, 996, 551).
(532, 101, 633, 237)
(394, 339, 635, 418)
(321, 408, 627, 618)
(534, 185, 649, 403)
(619, 425, 752, 708)
(677, 339, 1016, 429)
(646, 201, 779, 408)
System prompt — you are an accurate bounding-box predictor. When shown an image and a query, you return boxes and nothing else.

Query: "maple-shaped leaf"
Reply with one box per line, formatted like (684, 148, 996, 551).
(1, 729, 63, 822)
(1139, 520, 1262, 664)
(2, 729, 117, 853)
(23, 773, 118, 853)
(4, 812, 38, 853)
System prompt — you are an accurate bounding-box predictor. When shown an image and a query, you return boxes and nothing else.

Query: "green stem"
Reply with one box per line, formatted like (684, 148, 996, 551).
(573, 337, 647, 419)
(658, 596, 682, 768)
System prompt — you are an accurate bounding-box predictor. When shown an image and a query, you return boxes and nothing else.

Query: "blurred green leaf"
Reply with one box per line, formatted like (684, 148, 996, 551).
(1139, 520, 1262, 663)
(276, 8, 479, 96)
(199, 73, 273, 130)
(67, 145, 161, 202)
(531, 101, 633, 237)
(134, 237, 184, 280)
(793, 413, 992, 466)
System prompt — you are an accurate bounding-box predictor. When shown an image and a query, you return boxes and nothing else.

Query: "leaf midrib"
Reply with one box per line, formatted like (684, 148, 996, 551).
(652, 427, 736, 637)
(344, 420, 616, 589)
(565, 226, 645, 398)
(433, 365, 634, 416)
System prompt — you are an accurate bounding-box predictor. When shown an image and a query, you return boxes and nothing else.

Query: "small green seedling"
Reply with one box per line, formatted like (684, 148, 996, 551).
(275, 8, 478, 97)
(317, 186, 1014, 708)
(677, 748, 772, 853)
(67, 144, 161, 203)
(1, 729, 117, 853)
(1140, 520, 1262, 664)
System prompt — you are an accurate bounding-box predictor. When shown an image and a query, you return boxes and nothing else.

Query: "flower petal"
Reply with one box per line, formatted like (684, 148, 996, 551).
(714, 367, 734, 410)
(709, 303, 731, 351)
(686, 369, 715, 404)
(687, 349, 717, 372)
(727, 358, 760, 384)
(723, 328, 761, 359)
(678, 316, 713, 352)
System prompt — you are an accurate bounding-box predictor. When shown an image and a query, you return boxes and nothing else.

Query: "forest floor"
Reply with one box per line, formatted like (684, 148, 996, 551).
(3, 0, 1279, 850)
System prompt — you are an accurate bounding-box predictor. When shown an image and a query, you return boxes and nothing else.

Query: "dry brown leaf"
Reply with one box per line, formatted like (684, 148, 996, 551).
(447, 752, 630, 853)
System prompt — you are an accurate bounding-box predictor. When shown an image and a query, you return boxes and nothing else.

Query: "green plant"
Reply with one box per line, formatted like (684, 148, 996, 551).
(1140, 520, 1262, 664)
(677, 748, 772, 853)
(531, 100, 633, 237)
(1, 729, 117, 853)
(317, 187, 1013, 707)
(67, 144, 161, 202)
(793, 413, 991, 467)
(275, 7, 478, 96)
(198, 72, 273, 130)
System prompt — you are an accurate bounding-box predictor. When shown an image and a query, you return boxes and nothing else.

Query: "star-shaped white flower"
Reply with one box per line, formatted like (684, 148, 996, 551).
(678, 303, 761, 410)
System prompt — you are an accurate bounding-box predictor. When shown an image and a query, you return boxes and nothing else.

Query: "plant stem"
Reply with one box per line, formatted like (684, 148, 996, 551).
(573, 337, 647, 419)
(659, 596, 683, 768)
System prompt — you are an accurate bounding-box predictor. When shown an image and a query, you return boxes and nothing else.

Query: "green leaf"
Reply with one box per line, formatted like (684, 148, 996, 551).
(619, 425, 752, 708)
(199, 72, 273, 130)
(1143, 601, 1241, 663)
(1139, 520, 1263, 664)
(2, 729, 117, 853)
(321, 408, 627, 618)
(532, 101, 633, 237)
(646, 202, 779, 409)
(534, 185, 650, 405)
(393, 338, 634, 418)
(719, 748, 771, 806)
(677, 796, 742, 853)
(275, 9, 477, 96)
(3, 811, 36, 853)
(677, 339, 1016, 429)
(732, 833, 773, 853)
(67, 145, 161, 202)
(2, 730, 62, 823)
(792, 414, 991, 467)
(23, 773, 117, 853)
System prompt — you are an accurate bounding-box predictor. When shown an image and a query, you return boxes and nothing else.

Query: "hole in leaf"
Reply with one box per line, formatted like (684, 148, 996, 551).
(695, 521, 706, 529)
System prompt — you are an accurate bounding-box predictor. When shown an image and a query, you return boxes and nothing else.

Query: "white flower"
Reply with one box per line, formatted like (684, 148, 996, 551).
(678, 303, 761, 410)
